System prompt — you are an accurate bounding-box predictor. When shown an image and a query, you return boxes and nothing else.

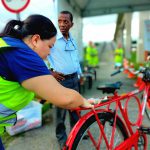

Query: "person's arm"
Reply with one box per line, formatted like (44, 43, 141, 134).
(21, 75, 93, 109)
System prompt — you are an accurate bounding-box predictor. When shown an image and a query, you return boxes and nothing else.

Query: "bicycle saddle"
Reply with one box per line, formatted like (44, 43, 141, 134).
(143, 68, 150, 82)
(97, 81, 122, 94)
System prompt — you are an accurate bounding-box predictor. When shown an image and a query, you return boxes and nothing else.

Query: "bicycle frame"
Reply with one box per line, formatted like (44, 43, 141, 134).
(63, 83, 150, 150)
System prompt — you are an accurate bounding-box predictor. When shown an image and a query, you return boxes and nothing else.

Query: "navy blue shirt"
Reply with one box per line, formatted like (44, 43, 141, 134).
(0, 37, 50, 83)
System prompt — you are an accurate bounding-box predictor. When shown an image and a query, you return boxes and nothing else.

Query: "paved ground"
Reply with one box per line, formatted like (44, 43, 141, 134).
(2, 43, 150, 149)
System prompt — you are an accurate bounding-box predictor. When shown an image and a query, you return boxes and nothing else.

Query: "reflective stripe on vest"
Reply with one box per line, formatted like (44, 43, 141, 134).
(0, 104, 16, 117)
(0, 114, 17, 125)
(0, 104, 17, 125)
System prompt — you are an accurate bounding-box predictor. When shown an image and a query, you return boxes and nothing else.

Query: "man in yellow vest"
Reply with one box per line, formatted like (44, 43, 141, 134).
(91, 45, 99, 67)
(114, 43, 124, 69)
(85, 41, 99, 67)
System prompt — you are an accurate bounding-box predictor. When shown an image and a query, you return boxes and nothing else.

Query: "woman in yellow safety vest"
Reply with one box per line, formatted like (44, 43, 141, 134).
(0, 14, 93, 149)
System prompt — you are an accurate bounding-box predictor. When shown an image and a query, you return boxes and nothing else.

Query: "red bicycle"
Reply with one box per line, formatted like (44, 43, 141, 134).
(63, 67, 150, 150)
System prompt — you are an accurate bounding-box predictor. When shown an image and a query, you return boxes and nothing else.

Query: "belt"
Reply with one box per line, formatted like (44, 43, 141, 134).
(63, 72, 77, 78)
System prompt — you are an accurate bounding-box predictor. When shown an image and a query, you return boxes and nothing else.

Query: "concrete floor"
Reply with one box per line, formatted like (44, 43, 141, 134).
(3, 43, 150, 150)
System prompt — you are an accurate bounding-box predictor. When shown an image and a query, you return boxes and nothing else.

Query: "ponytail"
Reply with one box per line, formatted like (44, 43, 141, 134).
(0, 14, 57, 40)
(0, 20, 24, 39)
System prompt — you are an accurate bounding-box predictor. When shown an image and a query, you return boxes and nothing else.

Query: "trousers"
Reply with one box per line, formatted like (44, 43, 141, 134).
(55, 73, 79, 145)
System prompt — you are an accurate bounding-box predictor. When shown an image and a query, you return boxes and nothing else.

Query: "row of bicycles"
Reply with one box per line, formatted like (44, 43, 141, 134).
(63, 66, 150, 150)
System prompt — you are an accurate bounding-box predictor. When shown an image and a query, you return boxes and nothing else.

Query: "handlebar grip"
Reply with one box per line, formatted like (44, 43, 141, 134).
(111, 68, 124, 76)
(111, 70, 121, 76)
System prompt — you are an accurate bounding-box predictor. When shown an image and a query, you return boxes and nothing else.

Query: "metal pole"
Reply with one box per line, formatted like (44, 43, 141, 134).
(16, 13, 21, 20)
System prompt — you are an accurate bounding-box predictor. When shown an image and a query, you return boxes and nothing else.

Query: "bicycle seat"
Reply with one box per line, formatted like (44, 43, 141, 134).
(97, 81, 122, 94)
(143, 68, 150, 82)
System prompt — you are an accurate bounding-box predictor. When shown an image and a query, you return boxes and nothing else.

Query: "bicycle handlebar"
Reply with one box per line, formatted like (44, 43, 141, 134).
(111, 66, 146, 77)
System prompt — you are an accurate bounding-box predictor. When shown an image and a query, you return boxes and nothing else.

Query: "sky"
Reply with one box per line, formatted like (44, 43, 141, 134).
(83, 14, 117, 43)
(83, 12, 140, 44)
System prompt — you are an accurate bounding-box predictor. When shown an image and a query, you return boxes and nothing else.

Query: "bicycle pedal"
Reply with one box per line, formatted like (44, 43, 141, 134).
(138, 126, 150, 134)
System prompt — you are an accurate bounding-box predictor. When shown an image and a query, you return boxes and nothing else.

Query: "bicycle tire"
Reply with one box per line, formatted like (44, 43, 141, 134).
(70, 112, 128, 150)
(137, 134, 147, 150)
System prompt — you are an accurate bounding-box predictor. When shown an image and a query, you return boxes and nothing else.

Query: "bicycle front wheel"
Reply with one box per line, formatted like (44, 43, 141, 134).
(68, 111, 128, 150)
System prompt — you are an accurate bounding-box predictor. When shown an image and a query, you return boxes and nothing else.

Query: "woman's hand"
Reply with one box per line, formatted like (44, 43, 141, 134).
(80, 99, 94, 108)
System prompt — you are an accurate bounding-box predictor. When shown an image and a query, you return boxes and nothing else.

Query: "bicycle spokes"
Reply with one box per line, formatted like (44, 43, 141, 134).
(71, 112, 127, 150)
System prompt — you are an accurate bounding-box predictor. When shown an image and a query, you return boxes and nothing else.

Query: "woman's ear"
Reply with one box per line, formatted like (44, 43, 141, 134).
(31, 34, 40, 47)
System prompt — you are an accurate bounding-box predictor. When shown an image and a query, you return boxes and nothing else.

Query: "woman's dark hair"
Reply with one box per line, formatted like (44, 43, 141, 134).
(0, 14, 57, 40)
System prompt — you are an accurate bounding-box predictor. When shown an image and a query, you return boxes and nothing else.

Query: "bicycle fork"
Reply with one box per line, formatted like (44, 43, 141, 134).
(92, 108, 118, 150)
(92, 109, 109, 149)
